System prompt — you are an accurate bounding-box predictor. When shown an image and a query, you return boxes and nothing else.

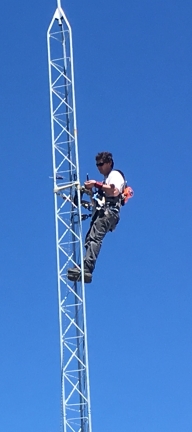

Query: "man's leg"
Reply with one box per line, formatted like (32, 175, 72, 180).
(68, 209, 119, 282)
(84, 209, 119, 274)
(67, 216, 95, 283)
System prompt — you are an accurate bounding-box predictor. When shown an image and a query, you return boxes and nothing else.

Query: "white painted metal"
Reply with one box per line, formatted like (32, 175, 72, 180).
(47, 6, 92, 432)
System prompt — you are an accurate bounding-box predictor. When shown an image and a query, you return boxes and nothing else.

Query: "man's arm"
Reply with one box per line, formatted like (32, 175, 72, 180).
(84, 180, 120, 196)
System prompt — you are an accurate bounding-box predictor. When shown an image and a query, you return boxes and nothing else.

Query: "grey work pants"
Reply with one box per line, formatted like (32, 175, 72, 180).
(84, 208, 119, 274)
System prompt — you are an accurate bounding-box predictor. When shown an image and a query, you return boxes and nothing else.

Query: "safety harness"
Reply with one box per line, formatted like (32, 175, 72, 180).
(93, 169, 134, 211)
(54, 171, 133, 221)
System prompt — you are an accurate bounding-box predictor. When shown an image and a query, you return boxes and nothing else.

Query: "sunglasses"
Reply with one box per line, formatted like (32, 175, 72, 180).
(96, 162, 105, 167)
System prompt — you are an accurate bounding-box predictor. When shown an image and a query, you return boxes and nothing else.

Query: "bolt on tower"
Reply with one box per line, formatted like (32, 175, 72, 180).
(47, 3, 92, 431)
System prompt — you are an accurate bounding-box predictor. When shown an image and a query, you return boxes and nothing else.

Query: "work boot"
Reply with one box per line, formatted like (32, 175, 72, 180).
(67, 267, 92, 284)
(83, 265, 92, 283)
(83, 270, 92, 284)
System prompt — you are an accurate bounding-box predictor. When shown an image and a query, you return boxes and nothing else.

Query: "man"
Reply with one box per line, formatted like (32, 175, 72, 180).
(67, 151, 125, 283)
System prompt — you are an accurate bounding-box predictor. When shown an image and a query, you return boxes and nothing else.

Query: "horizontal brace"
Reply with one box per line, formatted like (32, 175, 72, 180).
(54, 181, 79, 193)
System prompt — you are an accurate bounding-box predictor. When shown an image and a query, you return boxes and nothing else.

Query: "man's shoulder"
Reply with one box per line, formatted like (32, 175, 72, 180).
(109, 169, 125, 180)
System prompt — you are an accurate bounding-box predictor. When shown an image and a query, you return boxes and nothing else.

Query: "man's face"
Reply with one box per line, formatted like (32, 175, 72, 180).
(96, 160, 112, 176)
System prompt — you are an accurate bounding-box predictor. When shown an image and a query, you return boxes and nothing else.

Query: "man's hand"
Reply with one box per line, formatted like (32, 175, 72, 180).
(84, 180, 96, 189)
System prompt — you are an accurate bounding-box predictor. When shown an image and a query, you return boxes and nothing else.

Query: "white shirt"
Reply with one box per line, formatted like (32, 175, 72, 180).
(104, 170, 125, 193)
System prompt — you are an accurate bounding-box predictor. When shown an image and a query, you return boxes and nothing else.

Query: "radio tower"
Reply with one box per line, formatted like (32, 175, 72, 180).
(47, 2, 92, 432)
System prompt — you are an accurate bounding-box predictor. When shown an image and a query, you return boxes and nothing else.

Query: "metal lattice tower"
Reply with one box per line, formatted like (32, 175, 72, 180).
(47, 3, 92, 431)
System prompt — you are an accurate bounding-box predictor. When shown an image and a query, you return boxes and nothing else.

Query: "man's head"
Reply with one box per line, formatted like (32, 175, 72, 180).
(95, 151, 114, 176)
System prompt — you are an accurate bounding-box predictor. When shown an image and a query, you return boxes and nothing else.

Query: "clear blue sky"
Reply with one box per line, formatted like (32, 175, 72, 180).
(1, 0, 192, 431)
